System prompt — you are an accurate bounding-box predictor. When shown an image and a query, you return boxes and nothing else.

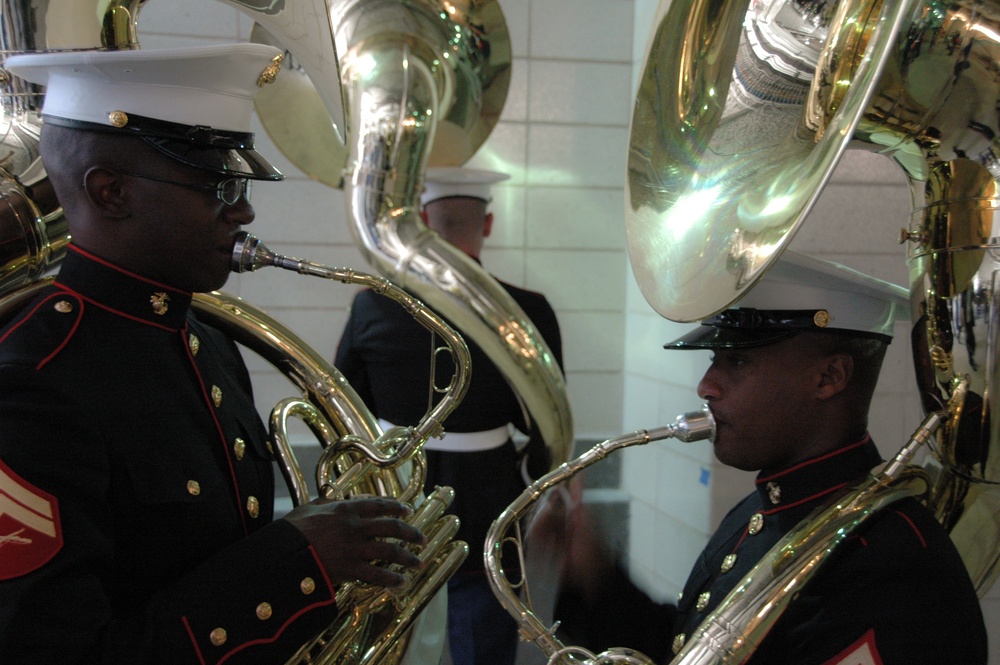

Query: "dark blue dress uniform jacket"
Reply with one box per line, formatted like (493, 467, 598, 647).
(0, 246, 338, 664)
(335, 278, 563, 574)
(557, 437, 988, 663)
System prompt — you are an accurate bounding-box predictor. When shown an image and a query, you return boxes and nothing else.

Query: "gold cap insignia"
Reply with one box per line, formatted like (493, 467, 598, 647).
(150, 292, 170, 315)
(108, 110, 129, 127)
(813, 310, 830, 327)
(257, 53, 284, 87)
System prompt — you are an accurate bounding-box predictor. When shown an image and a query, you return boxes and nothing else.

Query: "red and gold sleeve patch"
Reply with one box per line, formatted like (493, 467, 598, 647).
(822, 629, 885, 665)
(0, 459, 63, 580)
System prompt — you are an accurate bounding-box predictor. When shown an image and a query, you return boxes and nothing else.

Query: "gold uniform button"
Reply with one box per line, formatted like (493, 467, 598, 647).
(748, 513, 764, 535)
(247, 495, 260, 518)
(108, 109, 129, 127)
(54, 300, 73, 314)
(189, 333, 200, 356)
(672, 633, 686, 654)
(696, 591, 711, 612)
(301, 577, 316, 595)
(256, 602, 273, 620)
(187, 480, 201, 496)
(721, 553, 737, 573)
(234, 438, 246, 460)
(212, 385, 222, 407)
(209, 627, 227, 646)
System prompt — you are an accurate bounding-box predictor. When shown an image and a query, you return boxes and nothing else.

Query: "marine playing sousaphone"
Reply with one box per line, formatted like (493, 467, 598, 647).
(486, 0, 999, 661)
(0, 0, 571, 663)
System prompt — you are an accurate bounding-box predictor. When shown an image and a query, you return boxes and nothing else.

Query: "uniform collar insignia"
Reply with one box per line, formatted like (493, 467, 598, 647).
(54, 245, 192, 331)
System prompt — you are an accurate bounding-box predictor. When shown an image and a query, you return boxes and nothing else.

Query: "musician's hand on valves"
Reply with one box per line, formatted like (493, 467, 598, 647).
(283, 496, 426, 588)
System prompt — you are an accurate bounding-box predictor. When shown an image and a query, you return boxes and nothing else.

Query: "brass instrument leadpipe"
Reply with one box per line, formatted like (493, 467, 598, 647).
(231, 231, 472, 469)
(484, 408, 716, 665)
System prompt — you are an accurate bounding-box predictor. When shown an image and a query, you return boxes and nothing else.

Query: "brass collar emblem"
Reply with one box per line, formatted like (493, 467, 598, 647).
(766, 481, 782, 505)
(150, 292, 170, 315)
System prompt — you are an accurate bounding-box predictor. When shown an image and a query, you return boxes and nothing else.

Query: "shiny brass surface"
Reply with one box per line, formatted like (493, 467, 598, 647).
(247, 0, 510, 185)
(626, 0, 905, 322)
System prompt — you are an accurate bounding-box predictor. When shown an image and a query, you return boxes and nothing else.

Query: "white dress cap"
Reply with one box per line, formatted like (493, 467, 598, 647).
(421, 167, 510, 206)
(665, 251, 910, 349)
(5, 43, 282, 133)
(3, 44, 286, 179)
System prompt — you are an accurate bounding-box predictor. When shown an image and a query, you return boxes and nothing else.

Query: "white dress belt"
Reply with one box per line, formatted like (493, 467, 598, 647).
(378, 419, 510, 452)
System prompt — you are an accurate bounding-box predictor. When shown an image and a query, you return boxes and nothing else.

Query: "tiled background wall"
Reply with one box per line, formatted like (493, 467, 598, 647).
(137, 0, 997, 661)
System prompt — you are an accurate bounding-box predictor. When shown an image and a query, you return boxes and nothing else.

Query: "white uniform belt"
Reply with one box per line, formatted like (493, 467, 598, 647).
(378, 419, 509, 452)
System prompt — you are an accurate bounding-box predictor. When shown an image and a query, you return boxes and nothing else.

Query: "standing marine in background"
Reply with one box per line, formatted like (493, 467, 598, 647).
(335, 167, 564, 665)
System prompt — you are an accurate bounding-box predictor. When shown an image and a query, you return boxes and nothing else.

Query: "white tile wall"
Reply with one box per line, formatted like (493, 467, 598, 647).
(128, 0, 997, 662)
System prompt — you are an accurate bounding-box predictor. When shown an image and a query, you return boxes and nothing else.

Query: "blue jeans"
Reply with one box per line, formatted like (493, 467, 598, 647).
(446, 573, 518, 665)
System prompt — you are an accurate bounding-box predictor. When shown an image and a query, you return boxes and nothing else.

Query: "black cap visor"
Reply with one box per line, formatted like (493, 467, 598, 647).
(664, 307, 894, 350)
(44, 113, 283, 180)
(142, 136, 282, 180)
(663, 324, 800, 350)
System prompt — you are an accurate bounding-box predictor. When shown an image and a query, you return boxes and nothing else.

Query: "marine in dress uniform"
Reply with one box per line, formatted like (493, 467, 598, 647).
(554, 252, 988, 664)
(0, 45, 423, 664)
(334, 167, 564, 665)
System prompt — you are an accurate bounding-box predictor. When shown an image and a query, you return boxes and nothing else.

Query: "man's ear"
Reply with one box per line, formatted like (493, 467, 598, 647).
(817, 353, 853, 399)
(483, 211, 493, 238)
(82, 167, 129, 219)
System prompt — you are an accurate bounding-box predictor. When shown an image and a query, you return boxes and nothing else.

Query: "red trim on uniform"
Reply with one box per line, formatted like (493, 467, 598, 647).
(181, 615, 208, 665)
(38, 294, 84, 370)
(214, 596, 338, 664)
(308, 544, 337, 597)
(181, 324, 248, 536)
(891, 509, 927, 548)
(757, 436, 871, 484)
(66, 244, 192, 296)
(820, 628, 884, 665)
(0, 291, 84, 370)
(53, 283, 179, 332)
